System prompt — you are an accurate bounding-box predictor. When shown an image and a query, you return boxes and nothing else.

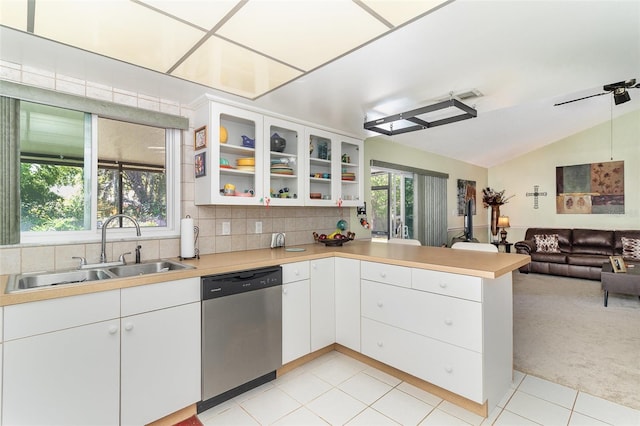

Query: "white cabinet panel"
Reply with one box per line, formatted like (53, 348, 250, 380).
(3, 320, 120, 425)
(361, 280, 482, 352)
(335, 257, 361, 351)
(282, 279, 311, 364)
(121, 302, 201, 426)
(4, 290, 120, 340)
(361, 261, 411, 288)
(310, 258, 335, 351)
(412, 268, 482, 301)
(361, 318, 483, 403)
(121, 277, 200, 316)
(282, 261, 310, 283)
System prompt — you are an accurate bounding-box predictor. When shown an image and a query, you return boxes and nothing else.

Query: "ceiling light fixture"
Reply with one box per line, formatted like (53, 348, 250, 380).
(364, 98, 477, 136)
(612, 87, 631, 105)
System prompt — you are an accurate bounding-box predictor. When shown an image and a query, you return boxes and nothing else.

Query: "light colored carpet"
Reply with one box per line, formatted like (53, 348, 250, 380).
(512, 271, 640, 410)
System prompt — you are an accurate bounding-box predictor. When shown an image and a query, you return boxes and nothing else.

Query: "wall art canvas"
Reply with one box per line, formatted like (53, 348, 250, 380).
(457, 179, 477, 215)
(556, 160, 624, 214)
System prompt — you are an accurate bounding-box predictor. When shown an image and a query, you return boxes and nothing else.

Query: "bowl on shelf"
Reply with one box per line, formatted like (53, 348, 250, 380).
(236, 157, 255, 166)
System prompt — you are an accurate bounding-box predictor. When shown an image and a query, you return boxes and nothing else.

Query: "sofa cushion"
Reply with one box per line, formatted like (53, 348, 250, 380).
(571, 229, 614, 256)
(525, 228, 572, 252)
(534, 234, 561, 253)
(567, 254, 609, 267)
(530, 252, 567, 264)
(615, 230, 640, 255)
(621, 237, 640, 260)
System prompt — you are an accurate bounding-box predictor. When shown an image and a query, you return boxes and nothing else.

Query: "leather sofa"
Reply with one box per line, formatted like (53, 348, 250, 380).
(514, 228, 640, 280)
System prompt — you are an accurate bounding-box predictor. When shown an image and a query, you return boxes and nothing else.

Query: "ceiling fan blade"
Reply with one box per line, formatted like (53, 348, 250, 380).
(554, 92, 608, 106)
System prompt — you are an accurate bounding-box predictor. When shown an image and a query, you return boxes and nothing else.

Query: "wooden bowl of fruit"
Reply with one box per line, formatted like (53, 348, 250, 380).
(313, 231, 355, 247)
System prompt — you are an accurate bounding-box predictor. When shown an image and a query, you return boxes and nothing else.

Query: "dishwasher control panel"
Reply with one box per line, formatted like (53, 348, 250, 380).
(201, 266, 282, 300)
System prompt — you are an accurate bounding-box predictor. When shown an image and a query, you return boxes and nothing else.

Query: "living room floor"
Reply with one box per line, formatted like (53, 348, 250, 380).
(197, 350, 639, 425)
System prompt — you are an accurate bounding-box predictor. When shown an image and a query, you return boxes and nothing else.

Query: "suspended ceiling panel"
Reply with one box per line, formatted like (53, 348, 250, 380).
(0, 0, 448, 99)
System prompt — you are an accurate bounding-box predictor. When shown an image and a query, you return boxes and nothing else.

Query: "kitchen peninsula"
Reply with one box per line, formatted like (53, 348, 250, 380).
(0, 241, 529, 423)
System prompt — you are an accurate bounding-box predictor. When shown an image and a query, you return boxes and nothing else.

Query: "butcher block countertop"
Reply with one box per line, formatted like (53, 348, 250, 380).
(0, 241, 530, 307)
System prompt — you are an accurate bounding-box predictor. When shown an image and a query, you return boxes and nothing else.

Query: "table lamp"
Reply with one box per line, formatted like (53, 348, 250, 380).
(498, 216, 510, 243)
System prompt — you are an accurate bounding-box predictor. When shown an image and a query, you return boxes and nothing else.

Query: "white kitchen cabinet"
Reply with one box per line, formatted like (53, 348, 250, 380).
(310, 258, 335, 351)
(193, 97, 264, 205)
(282, 262, 311, 364)
(120, 278, 200, 426)
(264, 116, 306, 206)
(304, 128, 364, 207)
(361, 261, 411, 288)
(2, 291, 121, 425)
(334, 257, 361, 351)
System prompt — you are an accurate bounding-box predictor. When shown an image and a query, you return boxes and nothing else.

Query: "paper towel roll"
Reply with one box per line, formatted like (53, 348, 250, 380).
(180, 217, 195, 258)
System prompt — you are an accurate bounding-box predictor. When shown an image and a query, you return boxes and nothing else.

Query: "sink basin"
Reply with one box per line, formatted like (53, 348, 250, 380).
(6, 269, 114, 293)
(106, 260, 194, 277)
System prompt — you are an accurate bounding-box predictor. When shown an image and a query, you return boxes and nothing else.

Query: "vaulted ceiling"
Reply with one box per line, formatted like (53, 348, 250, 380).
(1, 0, 639, 167)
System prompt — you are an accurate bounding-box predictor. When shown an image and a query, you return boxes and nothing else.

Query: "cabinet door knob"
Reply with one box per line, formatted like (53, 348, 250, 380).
(444, 366, 453, 374)
(124, 322, 134, 331)
(377, 301, 383, 308)
(439, 282, 447, 288)
(377, 341, 384, 347)
(444, 318, 453, 326)
(108, 325, 118, 335)
(283, 288, 288, 295)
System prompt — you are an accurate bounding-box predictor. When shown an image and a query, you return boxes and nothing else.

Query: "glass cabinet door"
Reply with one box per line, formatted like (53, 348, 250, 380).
(208, 104, 263, 204)
(305, 128, 335, 205)
(264, 117, 305, 206)
(337, 136, 363, 207)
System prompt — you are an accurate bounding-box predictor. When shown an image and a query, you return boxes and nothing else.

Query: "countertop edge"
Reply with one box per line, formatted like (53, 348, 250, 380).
(0, 242, 530, 307)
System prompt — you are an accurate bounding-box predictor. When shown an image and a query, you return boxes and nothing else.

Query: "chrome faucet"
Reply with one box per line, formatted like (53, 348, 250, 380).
(100, 214, 141, 263)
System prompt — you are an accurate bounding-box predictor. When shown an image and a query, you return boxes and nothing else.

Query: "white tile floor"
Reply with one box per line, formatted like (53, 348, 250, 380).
(198, 351, 640, 426)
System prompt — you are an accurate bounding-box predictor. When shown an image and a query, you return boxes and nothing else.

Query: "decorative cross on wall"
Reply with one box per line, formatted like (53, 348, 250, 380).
(526, 185, 548, 209)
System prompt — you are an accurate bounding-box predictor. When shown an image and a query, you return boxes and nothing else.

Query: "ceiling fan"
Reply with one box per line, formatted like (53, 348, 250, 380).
(554, 79, 639, 106)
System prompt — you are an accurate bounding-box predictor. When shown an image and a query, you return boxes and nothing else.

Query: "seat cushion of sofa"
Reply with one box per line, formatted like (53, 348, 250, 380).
(567, 254, 609, 267)
(530, 252, 567, 264)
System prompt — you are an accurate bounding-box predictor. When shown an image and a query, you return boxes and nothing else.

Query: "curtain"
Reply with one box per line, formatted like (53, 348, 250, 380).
(416, 174, 448, 247)
(0, 96, 20, 245)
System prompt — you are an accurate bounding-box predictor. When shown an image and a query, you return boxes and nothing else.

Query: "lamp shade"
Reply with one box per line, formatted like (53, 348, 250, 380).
(497, 216, 510, 228)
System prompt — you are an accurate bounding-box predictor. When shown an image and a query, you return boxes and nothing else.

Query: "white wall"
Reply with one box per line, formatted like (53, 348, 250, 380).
(489, 109, 640, 243)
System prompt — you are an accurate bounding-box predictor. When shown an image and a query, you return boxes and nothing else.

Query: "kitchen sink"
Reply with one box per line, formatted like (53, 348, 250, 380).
(6, 269, 115, 293)
(106, 260, 195, 277)
(5, 260, 194, 293)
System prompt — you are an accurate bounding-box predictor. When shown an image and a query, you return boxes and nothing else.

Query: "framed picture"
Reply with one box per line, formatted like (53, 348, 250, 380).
(195, 152, 206, 178)
(194, 125, 207, 150)
(609, 255, 627, 273)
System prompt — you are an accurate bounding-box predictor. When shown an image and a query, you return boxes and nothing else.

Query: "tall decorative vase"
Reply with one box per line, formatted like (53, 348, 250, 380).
(490, 204, 500, 241)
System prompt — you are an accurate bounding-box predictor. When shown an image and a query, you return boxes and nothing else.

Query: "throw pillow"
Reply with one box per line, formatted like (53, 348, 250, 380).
(534, 234, 561, 253)
(621, 237, 640, 260)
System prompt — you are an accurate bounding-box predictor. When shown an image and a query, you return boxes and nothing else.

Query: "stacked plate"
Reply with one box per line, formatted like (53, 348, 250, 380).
(342, 172, 356, 181)
(236, 157, 255, 172)
(271, 163, 294, 175)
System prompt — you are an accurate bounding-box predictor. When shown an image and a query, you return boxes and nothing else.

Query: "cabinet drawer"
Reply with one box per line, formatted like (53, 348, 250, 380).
(412, 268, 482, 301)
(361, 280, 482, 352)
(121, 277, 200, 317)
(4, 290, 120, 341)
(282, 261, 310, 283)
(361, 261, 411, 288)
(361, 318, 483, 403)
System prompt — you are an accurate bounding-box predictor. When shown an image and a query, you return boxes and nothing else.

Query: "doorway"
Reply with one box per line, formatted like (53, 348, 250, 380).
(370, 168, 415, 241)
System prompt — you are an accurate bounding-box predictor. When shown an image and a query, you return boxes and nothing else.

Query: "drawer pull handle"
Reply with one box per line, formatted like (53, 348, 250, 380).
(124, 322, 134, 331)
(439, 282, 447, 288)
(283, 288, 288, 295)
(377, 301, 383, 308)
(380, 272, 387, 278)
(108, 325, 118, 335)
(294, 270, 299, 276)
(444, 319, 453, 326)
(444, 366, 453, 374)
(377, 341, 384, 347)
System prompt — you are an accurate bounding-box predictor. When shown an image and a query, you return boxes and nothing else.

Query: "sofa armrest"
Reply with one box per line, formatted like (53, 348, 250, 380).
(515, 240, 536, 255)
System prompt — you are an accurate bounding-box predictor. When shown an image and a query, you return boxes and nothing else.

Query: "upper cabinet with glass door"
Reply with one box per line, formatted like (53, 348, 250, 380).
(337, 136, 364, 207)
(305, 128, 336, 206)
(263, 117, 305, 206)
(193, 101, 263, 205)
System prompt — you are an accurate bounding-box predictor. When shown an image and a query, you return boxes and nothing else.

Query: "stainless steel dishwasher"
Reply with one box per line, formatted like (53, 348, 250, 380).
(198, 266, 282, 413)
